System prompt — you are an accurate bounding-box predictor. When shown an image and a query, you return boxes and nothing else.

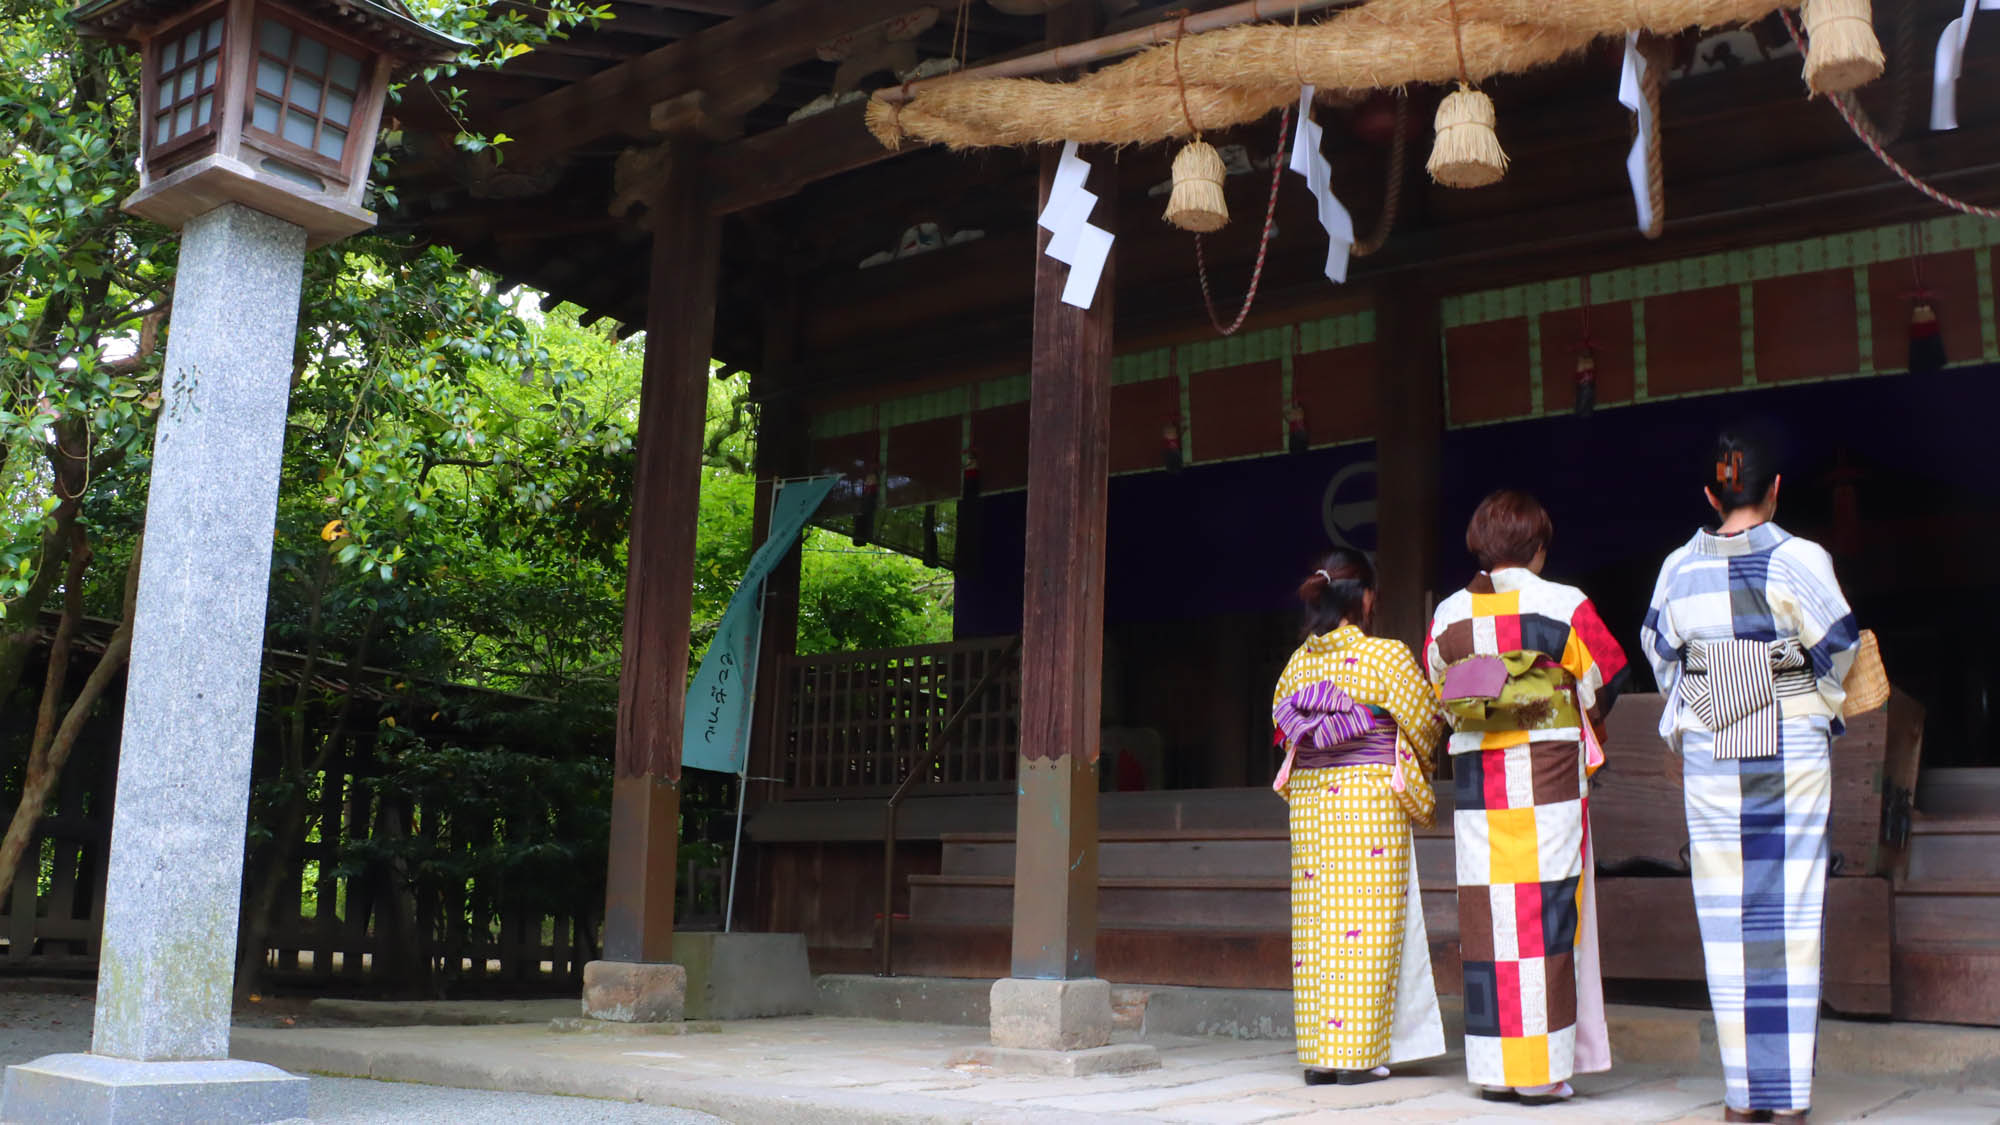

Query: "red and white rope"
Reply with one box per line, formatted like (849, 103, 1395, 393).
(1782, 9, 2000, 220)
(1195, 103, 1293, 337)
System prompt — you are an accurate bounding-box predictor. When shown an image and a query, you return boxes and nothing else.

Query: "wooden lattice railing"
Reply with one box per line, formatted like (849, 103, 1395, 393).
(776, 637, 1020, 798)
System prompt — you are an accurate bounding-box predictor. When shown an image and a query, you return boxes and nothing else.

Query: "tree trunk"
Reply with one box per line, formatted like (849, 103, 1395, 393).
(0, 540, 141, 903)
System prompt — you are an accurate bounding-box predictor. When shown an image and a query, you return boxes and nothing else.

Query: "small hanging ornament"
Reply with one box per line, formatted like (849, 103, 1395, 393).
(1907, 225, 1946, 375)
(1162, 420, 1183, 473)
(1163, 20, 1228, 233)
(1166, 139, 1230, 232)
(1286, 401, 1309, 455)
(852, 470, 879, 547)
(922, 503, 941, 568)
(1574, 276, 1598, 419)
(1427, 84, 1508, 188)
(1800, 0, 1885, 96)
(1574, 347, 1598, 418)
(1909, 296, 1945, 375)
(955, 448, 981, 578)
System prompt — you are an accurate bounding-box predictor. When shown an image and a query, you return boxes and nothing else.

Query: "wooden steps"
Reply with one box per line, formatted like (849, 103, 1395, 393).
(1888, 811, 2000, 1026)
(893, 824, 1891, 1015)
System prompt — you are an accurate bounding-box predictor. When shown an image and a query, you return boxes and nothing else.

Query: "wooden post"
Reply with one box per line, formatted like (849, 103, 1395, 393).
(741, 283, 807, 933)
(1372, 286, 1444, 655)
(602, 136, 719, 968)
(1010, 2, 1111, 984)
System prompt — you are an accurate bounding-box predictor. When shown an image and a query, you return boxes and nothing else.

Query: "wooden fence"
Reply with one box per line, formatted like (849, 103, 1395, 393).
(775, 637, 1020, 797)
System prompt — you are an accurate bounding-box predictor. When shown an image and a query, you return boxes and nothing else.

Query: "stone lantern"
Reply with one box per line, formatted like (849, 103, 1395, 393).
(0, 3, 455, 1124)
(72, 0, 459, 243)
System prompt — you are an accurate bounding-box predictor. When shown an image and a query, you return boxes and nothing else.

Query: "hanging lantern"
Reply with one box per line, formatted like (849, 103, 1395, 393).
(1909, 296, 1946, 375)
(1426, 85, 1508, 189)
(851, 470, 878, 546)
(1801, 0, 1885, 96)
(1286, 401, 1309, 455)
(1573, 347, 1598, 418)
(1165, 139, 1229, 232)
(1162, 420, 1183, 473)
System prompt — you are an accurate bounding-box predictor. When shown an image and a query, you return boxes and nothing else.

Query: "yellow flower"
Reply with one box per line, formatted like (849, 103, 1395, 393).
(320, 519, 347, 541)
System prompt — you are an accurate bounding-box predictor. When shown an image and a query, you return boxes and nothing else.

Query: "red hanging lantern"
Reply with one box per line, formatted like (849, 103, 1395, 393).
(1162, 419, 1183, 473)
(1286, 400, 1309, 455)
(961, 447, 981, 502)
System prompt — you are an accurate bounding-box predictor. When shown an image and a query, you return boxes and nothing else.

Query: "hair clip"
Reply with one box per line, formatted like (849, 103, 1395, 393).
(1315, 569, 1334, 584)
(1715, 450, 1742, 488)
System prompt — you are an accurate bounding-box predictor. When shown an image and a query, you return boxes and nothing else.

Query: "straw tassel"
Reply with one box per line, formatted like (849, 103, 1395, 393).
(1165, 138, 1230, 232)
(1802, 0, 1885, 96)
(1427, 85, 1508, 188)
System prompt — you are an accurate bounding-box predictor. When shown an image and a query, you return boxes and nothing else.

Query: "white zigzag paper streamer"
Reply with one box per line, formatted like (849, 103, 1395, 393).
(1619, 32, 1658, 235)
(1035, 140, 1114, 310)
(1287, 86, 1355, 285)
(1932, 0, 2000, 132)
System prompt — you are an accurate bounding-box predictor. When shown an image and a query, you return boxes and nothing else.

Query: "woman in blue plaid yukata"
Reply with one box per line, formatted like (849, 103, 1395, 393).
(1642, 430, 1861, 1125)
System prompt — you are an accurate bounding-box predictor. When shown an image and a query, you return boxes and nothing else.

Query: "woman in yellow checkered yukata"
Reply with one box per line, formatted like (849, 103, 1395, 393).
(1427, 490, 1630, 1106)
(1270, 547, 1447, 1086)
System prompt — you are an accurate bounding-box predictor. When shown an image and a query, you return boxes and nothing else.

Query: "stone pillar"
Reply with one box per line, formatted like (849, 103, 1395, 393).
(1, 204, 309, 1122)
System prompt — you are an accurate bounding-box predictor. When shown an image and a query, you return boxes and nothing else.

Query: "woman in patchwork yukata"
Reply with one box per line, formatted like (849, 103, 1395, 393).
(1270, 548, 1447, 1086)
(1643, 431, 1860, 1125)
(1426, 490, 1628, 1105)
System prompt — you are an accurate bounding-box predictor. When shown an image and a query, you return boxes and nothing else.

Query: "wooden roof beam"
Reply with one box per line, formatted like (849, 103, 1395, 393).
(496, 0, 939, 160)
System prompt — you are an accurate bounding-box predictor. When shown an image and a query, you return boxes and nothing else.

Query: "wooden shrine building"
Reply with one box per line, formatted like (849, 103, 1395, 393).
(388, 0, 2000, 1026)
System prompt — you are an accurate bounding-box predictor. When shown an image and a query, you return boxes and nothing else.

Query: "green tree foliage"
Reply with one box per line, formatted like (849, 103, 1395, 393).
(2, 0, 951, 989)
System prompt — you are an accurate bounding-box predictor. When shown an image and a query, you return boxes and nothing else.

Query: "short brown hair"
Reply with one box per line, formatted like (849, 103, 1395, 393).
(1465, 489, 1553, 571)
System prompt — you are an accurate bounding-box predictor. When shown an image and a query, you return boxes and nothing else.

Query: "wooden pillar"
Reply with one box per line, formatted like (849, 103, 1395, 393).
(1372, 286, 1444, 655)
(1011, 6, 1111, 981)
(741, 285, 807, 933)
(604, 136, 720, 965)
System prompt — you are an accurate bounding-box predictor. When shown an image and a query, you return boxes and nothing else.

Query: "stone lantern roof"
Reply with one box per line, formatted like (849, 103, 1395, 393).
(72, 0, 463, 61)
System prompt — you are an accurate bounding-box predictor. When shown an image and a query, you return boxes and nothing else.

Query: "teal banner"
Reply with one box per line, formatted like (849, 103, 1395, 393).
(683, 474, 839, 775)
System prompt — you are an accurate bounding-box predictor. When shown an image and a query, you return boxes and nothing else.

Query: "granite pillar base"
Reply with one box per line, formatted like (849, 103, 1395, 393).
(0, 1054, 307, 1124)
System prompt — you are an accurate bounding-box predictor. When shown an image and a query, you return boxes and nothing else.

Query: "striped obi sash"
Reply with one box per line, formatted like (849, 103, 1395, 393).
(1681, 638, 1814, 760)
(1294, 726, 1398, 770)
(1271, 681, 1396, 792)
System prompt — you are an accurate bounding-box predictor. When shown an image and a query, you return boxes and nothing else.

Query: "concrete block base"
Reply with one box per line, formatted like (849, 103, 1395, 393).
(582, 960, 686, 1024)
(815, 974, 992, 1026)
(990, 977, 1112, 1051)
(676, 932, 815, 1020)
(0, 1053, 307, 1124)
(947, 1043, 1162, 1077)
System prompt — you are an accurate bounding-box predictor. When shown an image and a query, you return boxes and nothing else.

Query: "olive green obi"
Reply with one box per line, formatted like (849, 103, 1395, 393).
(1439, 651, 1582, 732)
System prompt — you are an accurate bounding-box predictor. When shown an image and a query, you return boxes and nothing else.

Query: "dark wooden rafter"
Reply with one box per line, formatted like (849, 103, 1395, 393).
(492, 0, 940, 158)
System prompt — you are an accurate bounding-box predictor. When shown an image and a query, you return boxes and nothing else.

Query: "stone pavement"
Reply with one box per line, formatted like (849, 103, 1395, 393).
(229, 1011, 2000, 1125)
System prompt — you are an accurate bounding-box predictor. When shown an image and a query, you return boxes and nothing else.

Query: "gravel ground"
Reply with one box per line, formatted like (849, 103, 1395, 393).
(0, 989, 726, 1124)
